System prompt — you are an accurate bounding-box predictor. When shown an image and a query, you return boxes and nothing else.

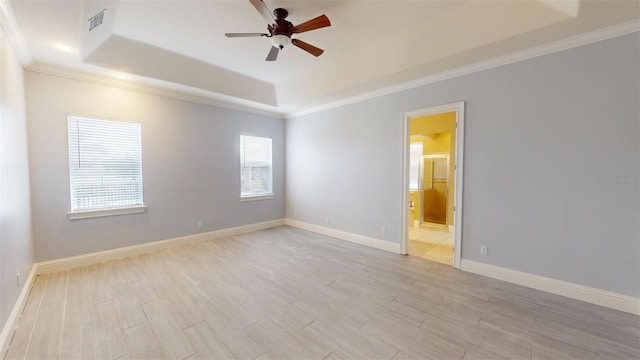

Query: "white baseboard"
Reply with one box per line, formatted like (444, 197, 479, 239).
(461, 259, 640, 315)
(0, 264, 37, 357)
(5, 220, 635, 357)
(36, 218, 285, 274)
(285, 218, 401, 254)
(1, 219, 284, 355)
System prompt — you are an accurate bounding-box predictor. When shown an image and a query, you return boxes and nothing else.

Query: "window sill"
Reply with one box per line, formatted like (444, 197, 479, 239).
(240, 194, 274, 202)
(68, 205, 147, 220)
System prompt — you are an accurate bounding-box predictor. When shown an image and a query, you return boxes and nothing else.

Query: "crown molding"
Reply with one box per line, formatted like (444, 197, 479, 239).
(287, 20, 640, 118)
(27, 63, 286, 119)
(6, 2, 638, 121)
(0, 0, 33, 66)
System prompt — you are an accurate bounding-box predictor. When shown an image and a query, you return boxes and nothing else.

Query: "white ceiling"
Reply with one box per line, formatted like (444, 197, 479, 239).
(6, 0, 640, 115)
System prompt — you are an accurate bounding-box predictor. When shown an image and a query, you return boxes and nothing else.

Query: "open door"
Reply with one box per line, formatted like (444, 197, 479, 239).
(401, 102, 465, 269)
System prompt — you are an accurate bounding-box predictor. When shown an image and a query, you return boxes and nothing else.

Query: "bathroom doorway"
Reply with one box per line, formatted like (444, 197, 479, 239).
(401, 102, 464, 268)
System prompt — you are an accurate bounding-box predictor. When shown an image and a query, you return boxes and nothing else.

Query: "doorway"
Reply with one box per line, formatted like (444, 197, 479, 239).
(401, 102, 464, 269)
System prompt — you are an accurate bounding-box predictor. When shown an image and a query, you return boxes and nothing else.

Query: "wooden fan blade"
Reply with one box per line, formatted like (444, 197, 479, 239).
(291, 38, 324, 57)
(266, 46, 279, 61)
(292, 15, 330, 34)
(250, 0, 274, 23)
(225, 33, 269, 37)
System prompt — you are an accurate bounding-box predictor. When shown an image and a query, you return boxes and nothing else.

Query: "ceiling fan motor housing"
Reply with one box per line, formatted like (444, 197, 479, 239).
(272, 13, 293, 35)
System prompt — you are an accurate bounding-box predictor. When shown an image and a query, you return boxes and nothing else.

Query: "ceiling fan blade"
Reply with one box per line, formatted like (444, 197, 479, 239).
(291, 38, 324, 57)
(225, 33, 269, 37)
(292, 15, 331, 34)
(250, 0, 274, 23)
(266, 46, 279, 61)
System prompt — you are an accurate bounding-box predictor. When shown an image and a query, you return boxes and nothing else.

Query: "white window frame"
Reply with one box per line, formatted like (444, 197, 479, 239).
(240, 135, 273, 201)
(67, 115, 146, 219)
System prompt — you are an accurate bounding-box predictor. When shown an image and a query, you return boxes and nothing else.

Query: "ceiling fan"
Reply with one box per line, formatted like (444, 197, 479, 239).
(225, 0, 331, 61)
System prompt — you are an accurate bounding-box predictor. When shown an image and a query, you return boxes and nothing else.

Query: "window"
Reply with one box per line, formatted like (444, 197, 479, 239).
(67, 116, 145, 219)
(240, 135, 272, 199)
(409, 142, 423, 190)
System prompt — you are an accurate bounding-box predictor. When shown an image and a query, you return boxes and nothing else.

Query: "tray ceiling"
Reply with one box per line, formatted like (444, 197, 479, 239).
(7, 0, 640, 115)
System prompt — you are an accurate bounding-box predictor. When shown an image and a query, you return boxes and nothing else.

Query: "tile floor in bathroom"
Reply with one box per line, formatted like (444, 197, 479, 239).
(408, 224, 453, 265)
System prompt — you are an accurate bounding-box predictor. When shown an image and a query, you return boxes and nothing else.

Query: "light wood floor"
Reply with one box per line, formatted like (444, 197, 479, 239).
(408, 226, 453, 265)
(4, 226, 639, 359)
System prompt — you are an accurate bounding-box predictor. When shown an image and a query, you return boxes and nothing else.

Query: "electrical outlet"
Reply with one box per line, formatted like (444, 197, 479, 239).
(381, 227, 386, 235)
(197, 221, 203, 229)
(480, 246, 488, 255)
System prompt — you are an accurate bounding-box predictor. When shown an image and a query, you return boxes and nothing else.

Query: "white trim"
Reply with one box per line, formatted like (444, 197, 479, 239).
(288, 21, 640, 118)
(2, 220, 284, 353)
(0, 0, 33, 67)
(68, 205, 147, 220)
(402, 102, 465, 269)
(2, 222, 636, 355)
(400, 112, 410, 256)
(36, 219, 285, 274)
(284, 219, 401, 254)
(3, 4, 635, 120)
(240, 195, 274, 202)
(452, 104, 464, 269)
(0, 265, 37, 357)
(26, 64, 286, 119)
(461, 259, 640, 315)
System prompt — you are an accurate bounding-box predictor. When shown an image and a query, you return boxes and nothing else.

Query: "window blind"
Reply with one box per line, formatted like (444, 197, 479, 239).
(240, 135, 272, 197)
(67, 116, 144, 212)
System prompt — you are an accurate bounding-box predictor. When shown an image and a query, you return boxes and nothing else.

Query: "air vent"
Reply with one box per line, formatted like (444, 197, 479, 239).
(87, 9, 106, 32)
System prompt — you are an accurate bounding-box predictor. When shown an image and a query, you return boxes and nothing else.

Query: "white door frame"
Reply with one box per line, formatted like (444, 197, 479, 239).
(400, 101, 465, 269)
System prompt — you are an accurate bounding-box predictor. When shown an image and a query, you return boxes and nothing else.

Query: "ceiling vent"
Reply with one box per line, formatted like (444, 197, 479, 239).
(87, 9, 106, 32)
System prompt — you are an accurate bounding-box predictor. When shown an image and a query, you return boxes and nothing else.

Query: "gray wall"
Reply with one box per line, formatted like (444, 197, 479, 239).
(286, 33, 640, 297)
(1, 27, 35, 332)
(26, 72, 285, 261)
